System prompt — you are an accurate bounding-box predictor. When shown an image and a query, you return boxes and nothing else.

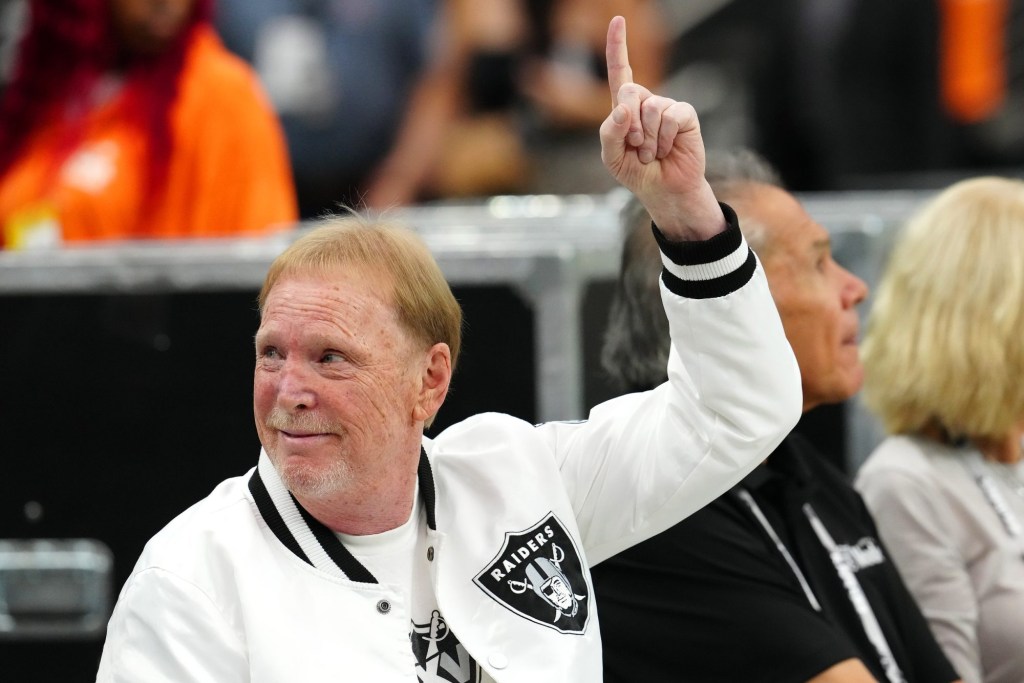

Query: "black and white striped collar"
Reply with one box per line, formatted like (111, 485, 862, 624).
(248, 447, 437, 583)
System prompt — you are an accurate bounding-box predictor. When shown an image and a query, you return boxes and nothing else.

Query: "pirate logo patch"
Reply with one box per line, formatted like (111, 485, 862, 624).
(473, 512, 590, 634)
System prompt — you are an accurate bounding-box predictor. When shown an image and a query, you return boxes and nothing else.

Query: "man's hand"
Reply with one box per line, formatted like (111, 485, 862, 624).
(600, 16, 725, 241)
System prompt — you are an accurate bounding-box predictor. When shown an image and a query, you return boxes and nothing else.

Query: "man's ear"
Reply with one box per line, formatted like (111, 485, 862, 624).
(412, 342, 452, 424)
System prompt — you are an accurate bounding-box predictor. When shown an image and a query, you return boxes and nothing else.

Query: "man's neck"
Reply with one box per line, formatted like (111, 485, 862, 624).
(292, 437, 423, 536)
(297, 474, 418, 536)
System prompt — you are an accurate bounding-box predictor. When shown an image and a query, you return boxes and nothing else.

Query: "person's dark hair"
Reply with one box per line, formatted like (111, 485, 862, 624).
(0, 0, 212, 205)
(600, 149, 782, 392)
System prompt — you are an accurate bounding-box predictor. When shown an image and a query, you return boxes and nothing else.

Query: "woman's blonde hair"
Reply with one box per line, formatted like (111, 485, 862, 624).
(861, 176, 1024, 442)
(258, 215, 463, 373)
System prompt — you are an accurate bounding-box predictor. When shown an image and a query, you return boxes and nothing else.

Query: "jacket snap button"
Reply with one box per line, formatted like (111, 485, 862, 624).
(427, 546, 434, 561)
(488, 653, 508, 669)
(376, 599, 391, 615)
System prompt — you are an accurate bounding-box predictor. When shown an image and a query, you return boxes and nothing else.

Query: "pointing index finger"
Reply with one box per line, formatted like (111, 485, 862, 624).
(606, 15, 633, 106)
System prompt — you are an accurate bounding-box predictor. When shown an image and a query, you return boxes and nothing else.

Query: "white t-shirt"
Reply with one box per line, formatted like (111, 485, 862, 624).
(340, 487, 494, 683)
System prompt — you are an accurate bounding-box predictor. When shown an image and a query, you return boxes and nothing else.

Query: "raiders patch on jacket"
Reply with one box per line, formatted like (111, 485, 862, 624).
(473, 512, 590, 635)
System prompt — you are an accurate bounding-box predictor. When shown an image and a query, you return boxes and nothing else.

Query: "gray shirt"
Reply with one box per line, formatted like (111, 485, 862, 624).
(856, 435, 1024, 683)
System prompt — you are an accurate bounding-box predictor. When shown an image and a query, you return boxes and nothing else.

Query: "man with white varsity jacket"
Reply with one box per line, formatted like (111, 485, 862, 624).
(95, 16, 801, 682)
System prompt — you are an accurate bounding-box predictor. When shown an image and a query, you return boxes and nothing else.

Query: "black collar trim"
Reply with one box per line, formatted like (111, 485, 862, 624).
(248, 466, 312, 565)
(248, 446, 435, 584)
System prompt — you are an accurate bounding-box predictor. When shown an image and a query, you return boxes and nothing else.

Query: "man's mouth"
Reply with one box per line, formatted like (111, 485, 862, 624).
(281, 430, 327, 440)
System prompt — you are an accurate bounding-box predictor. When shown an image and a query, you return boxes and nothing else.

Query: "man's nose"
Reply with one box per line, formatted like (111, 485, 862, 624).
(277, 359, 316, 410)
(842, 268, 869, 308)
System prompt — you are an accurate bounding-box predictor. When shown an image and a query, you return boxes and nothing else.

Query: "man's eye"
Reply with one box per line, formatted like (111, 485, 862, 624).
(260, 346, 280, 359)
(321, 352, 345, 363)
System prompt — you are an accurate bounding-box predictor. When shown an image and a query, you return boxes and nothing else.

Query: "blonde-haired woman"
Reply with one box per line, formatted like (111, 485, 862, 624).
(856, 176, 1024, 683)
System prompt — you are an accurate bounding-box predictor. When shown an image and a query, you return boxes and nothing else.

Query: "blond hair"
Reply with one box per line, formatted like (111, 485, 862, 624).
(861, 176, 1024, 441)
(258, 216, 463, 373)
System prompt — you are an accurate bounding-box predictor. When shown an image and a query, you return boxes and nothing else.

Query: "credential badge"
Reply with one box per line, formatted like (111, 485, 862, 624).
(473, 512, 590, 635)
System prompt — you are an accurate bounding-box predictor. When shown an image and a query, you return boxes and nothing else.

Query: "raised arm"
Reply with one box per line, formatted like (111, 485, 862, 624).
(546, 17, 801, 564)
(600, 15, 725, 240)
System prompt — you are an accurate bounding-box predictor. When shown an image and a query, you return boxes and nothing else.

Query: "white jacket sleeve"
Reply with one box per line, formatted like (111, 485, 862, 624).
(544, 205, 802, 565)
(96, 567, 249, 683)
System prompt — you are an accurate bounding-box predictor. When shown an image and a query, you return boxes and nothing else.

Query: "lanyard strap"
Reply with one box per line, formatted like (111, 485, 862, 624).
(734, 488, 822, 611)
(803, 503, 906, 683)
(965, 454, 1023, 538)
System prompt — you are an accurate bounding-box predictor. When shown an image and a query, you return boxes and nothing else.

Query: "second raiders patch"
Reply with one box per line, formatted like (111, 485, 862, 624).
(473, 512, 590, 635)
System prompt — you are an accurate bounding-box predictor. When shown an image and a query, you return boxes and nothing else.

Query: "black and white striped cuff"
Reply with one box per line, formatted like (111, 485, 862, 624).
(652, 202, 756, 299)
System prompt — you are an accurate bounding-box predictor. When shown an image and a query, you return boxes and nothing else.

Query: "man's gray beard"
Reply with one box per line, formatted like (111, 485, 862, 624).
(265, 407, 351, 499)
(278, 455, 352, 500)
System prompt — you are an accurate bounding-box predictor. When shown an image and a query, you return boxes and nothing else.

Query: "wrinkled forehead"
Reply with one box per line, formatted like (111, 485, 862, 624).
(274, 261, 395, 300)
(262, 265, 399, 325)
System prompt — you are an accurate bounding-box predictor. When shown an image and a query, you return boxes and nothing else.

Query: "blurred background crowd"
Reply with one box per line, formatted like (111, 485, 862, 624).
(2, 0, 1023, 242)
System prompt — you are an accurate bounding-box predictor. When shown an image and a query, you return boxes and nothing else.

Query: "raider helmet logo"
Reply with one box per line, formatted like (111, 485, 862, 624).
(473, 512, 590, 634)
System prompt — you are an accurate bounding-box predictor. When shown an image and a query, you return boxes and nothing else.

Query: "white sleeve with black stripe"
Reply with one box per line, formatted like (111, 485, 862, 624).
(653, 202, 757, 299)
(567, 201, 802, 565)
